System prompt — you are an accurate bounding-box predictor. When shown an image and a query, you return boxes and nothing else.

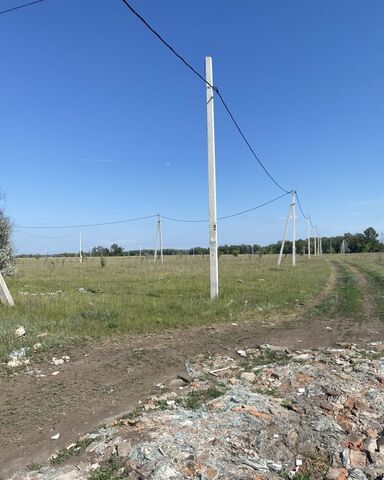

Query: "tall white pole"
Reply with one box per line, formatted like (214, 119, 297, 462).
(292, 191, 296, 267)
(79, 232, 83, 264)
(159, 214, 164, 263)
(314, 231, 317, 257)
(277, 203, 291, 266)
(205, 56, 218, 300)
(307, 217, 311, 259)
(153, 215, 159, 262)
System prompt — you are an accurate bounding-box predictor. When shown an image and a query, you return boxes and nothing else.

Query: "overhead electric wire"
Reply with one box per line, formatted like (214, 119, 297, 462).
(296, 192, 315, 229)
(119, 0, 291, 194)
(14, 193, 290, 230)
(162, 191, 290, 223)
(14, 229, 79, 239)
(0, 0, 43, 16)
(16, 214, 158, 229)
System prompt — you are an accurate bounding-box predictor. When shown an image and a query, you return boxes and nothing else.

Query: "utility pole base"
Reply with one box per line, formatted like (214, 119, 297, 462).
(0, 272, 14, 306)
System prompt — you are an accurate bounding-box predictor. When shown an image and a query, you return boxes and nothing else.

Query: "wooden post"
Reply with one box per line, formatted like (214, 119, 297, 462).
(205, 56, 218, 299)
(307, 217, 311, 259)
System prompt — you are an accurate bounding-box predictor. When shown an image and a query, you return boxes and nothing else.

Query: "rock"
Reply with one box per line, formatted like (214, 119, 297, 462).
(33, 342, 43, 351)
(232, 405, 272, 420)
(349, 449, 367, 468)
(15, 326, 26, 337)
(369, 451, 384, 466)
(348, 469, 369, 480)
(325, 467, 348, 480)
(364, 437, 377, 454)
(240, 372, 256, 383)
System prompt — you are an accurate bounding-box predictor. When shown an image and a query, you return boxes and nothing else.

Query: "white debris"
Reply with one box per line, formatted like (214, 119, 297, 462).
(33, 343, 43, 351)
(51, 433, 60, 440)
(51, 371, 60, 376)
(237, 350, 247, 357)
(52, 358, 64, 365)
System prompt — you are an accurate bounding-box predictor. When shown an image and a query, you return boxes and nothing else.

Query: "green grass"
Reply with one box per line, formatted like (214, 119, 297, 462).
(50, 437, 96, 465)
(0, 255, 331, 362)
(344, 253, 384, 318)
(312, 260, 362, 318)
(335, 262, 362, 317)
(180, 386, 225, 410)
(88, 456, 124, 480)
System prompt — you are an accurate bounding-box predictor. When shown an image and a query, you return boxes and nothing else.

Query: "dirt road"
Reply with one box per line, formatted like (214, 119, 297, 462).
(1, 260, 383, 477)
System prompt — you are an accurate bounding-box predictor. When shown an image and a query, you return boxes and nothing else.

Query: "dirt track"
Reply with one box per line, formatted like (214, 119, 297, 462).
(1, 260, 383, 478)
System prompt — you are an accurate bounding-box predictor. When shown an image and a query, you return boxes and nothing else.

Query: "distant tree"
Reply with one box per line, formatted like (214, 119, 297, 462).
(110, 244, 124, 256)
(91, 245, 110, 256)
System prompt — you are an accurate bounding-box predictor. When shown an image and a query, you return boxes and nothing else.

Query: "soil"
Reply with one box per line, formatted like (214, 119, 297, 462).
(1, 261, 383, 478)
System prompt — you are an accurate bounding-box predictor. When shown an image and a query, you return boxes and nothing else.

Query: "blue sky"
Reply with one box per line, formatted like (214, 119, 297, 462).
(1, 0, 383, 253)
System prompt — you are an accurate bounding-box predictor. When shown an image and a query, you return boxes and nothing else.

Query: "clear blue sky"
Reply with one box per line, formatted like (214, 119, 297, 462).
(1, 0, 383, 253)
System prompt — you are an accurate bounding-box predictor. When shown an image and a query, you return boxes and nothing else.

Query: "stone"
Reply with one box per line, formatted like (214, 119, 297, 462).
(325, 467, 348, 480)
(349, 449, 367, 468)
(240, 372, 256, 383)
(369, 451, 384, 466)
(15, 326, 26, 337)
(364, 437, 377, 454)
(117, 441, 131, 457)
(232, 405, 272, 420)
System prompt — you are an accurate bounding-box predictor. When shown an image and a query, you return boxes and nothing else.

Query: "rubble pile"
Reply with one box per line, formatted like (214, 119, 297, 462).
(11, 343, 384, 480)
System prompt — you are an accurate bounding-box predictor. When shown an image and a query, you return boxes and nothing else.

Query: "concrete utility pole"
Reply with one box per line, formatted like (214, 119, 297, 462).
(0, 272, 14, 306)
(154, 214, 164, 263)
(314, 230, 317, 257)
(205, 56, 218, 300)
(79, 232, 83, 264)
(277, 202, 292, 266)
(292, 191, 296, 267)
(307, 217, 311, 259)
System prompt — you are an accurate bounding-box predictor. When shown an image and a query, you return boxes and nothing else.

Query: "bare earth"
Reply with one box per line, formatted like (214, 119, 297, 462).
(1, 261, 383, 477)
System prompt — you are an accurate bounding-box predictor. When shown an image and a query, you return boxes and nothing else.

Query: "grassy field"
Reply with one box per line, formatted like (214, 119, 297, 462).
(0, 254, 332, 362)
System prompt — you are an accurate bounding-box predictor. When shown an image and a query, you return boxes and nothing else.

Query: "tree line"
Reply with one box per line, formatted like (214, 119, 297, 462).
(13, 227, 384, 260)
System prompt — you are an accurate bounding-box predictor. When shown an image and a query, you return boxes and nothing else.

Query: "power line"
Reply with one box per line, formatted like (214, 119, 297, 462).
(14, 229, 79, 239)
(162, 192, 290, 223)
(296, 192, 315, 228)
(0, 0, 44, 16)
(14, 193, 290, 229)
(218, 192, 290, 220)
(119, 0, 291, 194)
(15, 214, 158, 229)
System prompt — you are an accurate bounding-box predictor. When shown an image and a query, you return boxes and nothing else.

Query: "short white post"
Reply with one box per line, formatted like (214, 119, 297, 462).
(205, 56, 219, 299)
(277, 202, 291, 266)
(292, 191, 296, 267)
(307, 217, 311, 259)
(0, 271, 14, 306)
(79, 232, 83, 264)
